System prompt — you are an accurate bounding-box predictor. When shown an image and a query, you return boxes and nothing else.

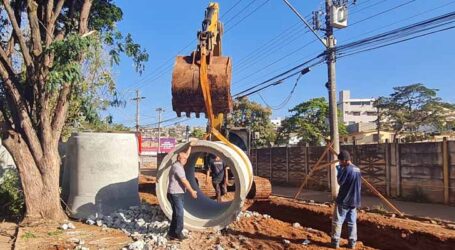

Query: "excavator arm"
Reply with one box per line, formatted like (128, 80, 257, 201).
(170, 2, 272, 202)
(171, 2, 232, 124)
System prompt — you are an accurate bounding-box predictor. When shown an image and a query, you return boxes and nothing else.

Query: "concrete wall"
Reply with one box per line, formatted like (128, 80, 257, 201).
(448, 141, 455, 204)
(252, 139, 455, 204)
(399, 142, 444, 202)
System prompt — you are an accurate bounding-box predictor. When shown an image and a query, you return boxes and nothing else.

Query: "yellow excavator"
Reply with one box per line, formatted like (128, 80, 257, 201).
(171, 2, 271, 200)
(172, 2, 231, 129)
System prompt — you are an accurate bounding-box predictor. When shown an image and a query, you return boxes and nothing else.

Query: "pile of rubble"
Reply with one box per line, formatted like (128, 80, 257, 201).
(83, 204, 185, 249)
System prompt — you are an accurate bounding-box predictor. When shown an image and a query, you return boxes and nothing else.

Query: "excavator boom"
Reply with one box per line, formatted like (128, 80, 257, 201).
(171, 2, 232, 120)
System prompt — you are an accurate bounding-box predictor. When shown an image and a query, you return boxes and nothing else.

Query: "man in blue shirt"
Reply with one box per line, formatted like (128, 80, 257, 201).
(331, 150, 361, 249)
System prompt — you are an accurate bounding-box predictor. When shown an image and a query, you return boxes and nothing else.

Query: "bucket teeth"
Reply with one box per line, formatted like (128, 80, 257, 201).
(171, 55, 233, 117)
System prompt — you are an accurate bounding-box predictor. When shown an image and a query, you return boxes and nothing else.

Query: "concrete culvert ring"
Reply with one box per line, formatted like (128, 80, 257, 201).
(156, 140, 253, 231)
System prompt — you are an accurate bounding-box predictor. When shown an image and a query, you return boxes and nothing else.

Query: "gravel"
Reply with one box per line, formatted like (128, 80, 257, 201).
(84, 203, 179, 249)
(83, 205, 276, 249)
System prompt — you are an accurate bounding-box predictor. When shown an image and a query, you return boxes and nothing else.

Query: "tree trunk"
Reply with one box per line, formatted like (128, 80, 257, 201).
(2, 131, 67, 223)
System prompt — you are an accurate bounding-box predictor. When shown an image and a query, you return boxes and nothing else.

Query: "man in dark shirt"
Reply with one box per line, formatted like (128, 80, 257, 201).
(206, 155, 228, 202)
(331, 150, 361, 249)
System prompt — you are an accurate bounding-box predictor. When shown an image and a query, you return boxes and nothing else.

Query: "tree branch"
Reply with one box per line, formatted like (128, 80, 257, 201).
(0, 46, 14, 77)
(2, 0, 34, 69)
(79, 0, 92, 35)
(27, 0, 43, 56)
(46, 0, 54, 25)
(51, 84, 71, 142)
(51, 0, 65, 25)
(0, 64, 43, 162)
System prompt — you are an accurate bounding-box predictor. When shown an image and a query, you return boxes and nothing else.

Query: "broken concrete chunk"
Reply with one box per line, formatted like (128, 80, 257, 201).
(86, 219, 95, 225)
(128, 240, 145, 250)
(214, 244, 224, 250)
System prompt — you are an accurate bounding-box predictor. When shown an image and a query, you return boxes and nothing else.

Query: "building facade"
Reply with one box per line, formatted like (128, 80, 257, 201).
(337, 90, 377, 125)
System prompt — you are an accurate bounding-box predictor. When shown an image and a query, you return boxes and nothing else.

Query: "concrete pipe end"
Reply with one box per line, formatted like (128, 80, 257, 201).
(156, 140, 253, 231)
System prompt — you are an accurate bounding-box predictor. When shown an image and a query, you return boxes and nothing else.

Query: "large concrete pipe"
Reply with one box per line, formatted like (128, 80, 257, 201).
(156, 140, 253, 231)
(66, 132, 140, 218)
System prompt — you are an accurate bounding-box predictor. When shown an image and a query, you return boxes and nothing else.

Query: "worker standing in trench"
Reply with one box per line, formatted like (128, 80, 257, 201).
(167, 140, 198, 240)
(331, 150, 362, 249)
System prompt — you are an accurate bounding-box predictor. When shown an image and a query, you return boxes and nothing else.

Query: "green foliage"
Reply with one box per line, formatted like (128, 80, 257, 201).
(22, 232, 36, 240)
(227, 98, 276, 147)
(1, 0, 149, 140)
(375, 83, 455, 141)
(276, 97, 347, 146)
(47, 34, 95, 92)
(47, 230, 63, 237)
(190, 128, 205, 139)
(89, 0, 124, 31)
(0, 169, 24, 220)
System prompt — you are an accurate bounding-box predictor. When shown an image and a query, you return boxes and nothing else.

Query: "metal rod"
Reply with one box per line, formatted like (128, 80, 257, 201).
(294, 142, 333, 199)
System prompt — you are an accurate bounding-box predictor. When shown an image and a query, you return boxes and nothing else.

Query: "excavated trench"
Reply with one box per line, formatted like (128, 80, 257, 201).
(247, 197, 455, 250)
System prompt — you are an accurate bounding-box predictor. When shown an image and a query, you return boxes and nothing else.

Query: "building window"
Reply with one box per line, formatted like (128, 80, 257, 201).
(352, 112, 361, 116)
(350, 101, 371, 106)
(366, 112, 377, 116)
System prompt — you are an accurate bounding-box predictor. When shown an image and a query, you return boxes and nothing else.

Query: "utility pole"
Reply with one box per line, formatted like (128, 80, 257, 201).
(325, 0, 340, 198)
(283, 0, 350, 198)
(132, 90, 146, 132)
(156, 108, 165, 154)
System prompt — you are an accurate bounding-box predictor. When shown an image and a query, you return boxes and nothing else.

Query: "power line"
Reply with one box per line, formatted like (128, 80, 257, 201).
(338, 25, 455, 59)
(257, 68, 308, 110)
(233, 9, 455, 101)
(349, 0, 417, 27)
(337, 10, 455, 55)
(234, 35, 316, 81)
(234, 58, 323, 98)
(233, 22, 303, 67)
(349, 0, 389, 16)
(120, 0, 271, 95)
(224, 0, 259, 26)
(221, 0, 244, 19)
(233, 1, 374, 87)
(225, 0, 271, 34)
(339, 0, 455, 44)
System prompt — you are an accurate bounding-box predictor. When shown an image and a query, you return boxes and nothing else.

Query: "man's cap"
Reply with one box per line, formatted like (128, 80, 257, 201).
(338, 150, 351, 161)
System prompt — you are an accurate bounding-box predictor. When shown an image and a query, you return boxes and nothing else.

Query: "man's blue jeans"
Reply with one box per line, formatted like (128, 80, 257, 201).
(331, 204, 357, 247)
(167, 193, 184, 236)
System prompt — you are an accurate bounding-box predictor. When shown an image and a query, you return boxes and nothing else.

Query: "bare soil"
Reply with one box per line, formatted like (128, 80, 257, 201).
(14, 221, 130, 250)
(4, 175, 455, 250)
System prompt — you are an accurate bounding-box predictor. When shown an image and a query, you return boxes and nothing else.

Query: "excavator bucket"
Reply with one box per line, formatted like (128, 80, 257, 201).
(171, 55, 232, 118)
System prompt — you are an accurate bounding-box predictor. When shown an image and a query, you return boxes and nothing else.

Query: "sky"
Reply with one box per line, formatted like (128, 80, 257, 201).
(107, 0, 455, 128)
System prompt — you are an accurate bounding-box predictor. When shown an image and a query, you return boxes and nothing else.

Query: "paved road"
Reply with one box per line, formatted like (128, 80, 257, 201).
(273, 186, 455, 222)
